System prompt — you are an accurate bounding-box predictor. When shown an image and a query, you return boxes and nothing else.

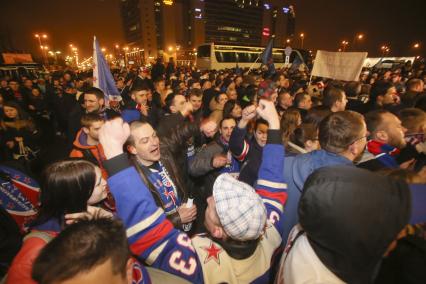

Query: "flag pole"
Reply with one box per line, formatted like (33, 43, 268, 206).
(248, 56, 261, 73)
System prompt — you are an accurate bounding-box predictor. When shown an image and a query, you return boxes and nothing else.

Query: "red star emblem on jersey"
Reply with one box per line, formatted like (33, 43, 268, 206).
(202, 242, 222, 264)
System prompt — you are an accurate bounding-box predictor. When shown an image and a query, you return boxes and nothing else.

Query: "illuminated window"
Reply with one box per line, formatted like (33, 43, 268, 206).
(218, 26, 242, 32)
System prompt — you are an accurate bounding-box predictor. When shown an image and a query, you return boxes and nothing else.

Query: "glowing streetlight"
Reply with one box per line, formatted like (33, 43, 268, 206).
(168, 46, 173, 52)
(300, 33, 305, 49)
(101, 47, 106, 52)
(341, 40, 349, 51)
(413, 43, 420, 48)
(115, 44, 119, 49)
(34, 33, 49, 65)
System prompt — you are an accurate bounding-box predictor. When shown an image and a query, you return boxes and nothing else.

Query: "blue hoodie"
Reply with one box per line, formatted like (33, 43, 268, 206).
(281, 149, 353, 242)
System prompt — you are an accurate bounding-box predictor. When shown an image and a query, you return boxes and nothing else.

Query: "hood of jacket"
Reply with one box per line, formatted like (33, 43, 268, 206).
(73, 129, 98, 150)
(299, 165, 411, 284)
(289, 150, 353, 192)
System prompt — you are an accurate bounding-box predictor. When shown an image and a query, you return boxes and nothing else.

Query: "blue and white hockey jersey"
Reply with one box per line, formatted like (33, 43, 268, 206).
(106, 130, 287, 284)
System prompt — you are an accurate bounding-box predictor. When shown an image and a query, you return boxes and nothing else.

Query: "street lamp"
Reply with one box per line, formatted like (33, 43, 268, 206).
(34, 33, 48, 65)
(300, 33, 305, 49)
(413, 43, 420, 49)
(352, 33, 364, 51)
(341, 40, 349, 51)
(381, 45, 390, 56)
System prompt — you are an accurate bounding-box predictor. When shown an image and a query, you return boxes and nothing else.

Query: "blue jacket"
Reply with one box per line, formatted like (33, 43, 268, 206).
(281, 150, 353, 242)
(104, 130, 287, 283)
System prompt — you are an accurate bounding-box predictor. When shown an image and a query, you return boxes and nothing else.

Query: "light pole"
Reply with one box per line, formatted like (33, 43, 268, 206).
(123, 47, 129, 68)
(341, 40, 349, 52)
(381, 45, 390, 57)
(352, 33, 364, 51)
(300, 33, 305, 49)
(34, 33, 48, 65)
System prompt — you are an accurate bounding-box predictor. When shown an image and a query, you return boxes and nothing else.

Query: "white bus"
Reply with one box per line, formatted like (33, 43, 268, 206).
(196, 43, 311, 70)
(363, 57, 416, 69)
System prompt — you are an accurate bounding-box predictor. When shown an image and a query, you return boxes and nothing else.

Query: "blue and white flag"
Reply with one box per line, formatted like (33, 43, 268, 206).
(93, 36, 121, 104)
(261, 38, 276, 75)
(261, 38, 274, 65)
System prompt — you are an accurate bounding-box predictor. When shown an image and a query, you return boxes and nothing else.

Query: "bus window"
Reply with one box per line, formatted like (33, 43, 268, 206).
(197, 45, 211, 58)
(215, 51, 236, 62)
(272, 51, 285, 63)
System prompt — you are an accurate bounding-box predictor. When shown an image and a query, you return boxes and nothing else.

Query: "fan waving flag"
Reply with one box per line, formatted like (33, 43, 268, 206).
(93, 36, 121, 105)
(261, 38, 276, 76)
(261, 38, 273, 65)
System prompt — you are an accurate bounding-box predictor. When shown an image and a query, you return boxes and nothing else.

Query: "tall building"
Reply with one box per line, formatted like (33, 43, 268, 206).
(120, 0, 289, 62)
(203, 0, 262, 46)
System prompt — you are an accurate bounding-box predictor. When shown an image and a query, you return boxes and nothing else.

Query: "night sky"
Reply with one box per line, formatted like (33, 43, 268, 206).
(1, 0, 425, 60)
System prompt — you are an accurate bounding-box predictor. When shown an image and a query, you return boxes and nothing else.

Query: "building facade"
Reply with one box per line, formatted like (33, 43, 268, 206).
(120, 0, 292, 62)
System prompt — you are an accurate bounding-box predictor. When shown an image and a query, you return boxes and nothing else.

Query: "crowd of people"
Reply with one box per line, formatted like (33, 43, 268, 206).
(1, 56, 426, 283)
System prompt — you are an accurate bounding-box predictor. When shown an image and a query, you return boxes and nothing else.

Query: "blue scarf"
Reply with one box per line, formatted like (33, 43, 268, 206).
(146, 161, 181, 215)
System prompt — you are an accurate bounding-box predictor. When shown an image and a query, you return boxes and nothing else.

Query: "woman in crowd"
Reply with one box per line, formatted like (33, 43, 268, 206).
(223, 99, 242, 121)
(287, 123, 320, 155)
(281, 108, 302, 147)
(0, 101, 41, 163)
(6, 159, 112, 284)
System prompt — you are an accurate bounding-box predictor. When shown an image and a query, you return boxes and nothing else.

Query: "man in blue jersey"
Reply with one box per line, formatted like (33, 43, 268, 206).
(99, 99, 287, 283)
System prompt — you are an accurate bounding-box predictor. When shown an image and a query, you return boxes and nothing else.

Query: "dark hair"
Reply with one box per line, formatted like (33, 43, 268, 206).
(344, 81, 361, 98)
(189, 88, 202, 98)
(364, 109, 391, 134)
(304, 106, 332, 127)
(291, 123, 318, 148)
(32, 218, 130, 284)
(280, 108, 301, 146)
(369, 81, 394, 104)
(130, 85, 150, 95)
(255, 118, 269, 130)
(164, 92, 177, 113)
(3, 101, 30, 120)
(398, 108, 426, 133)
(32, 159, 97, 226)
(223, 99, 240, 119)
(219, 117, 236, 128)
(319, 111, 365, 153)
(322, 87, 345, 108)
(80, 113, 104, 128)
(84, 87, 105, 100)
(293, 92, 309, 108)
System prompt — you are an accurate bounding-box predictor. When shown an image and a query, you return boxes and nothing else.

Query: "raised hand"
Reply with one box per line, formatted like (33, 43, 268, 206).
(99, 118, 130, 159)
(200, 119, 217, 138)
(239, 104, 257, 128)
(256, 99, 280, 130)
